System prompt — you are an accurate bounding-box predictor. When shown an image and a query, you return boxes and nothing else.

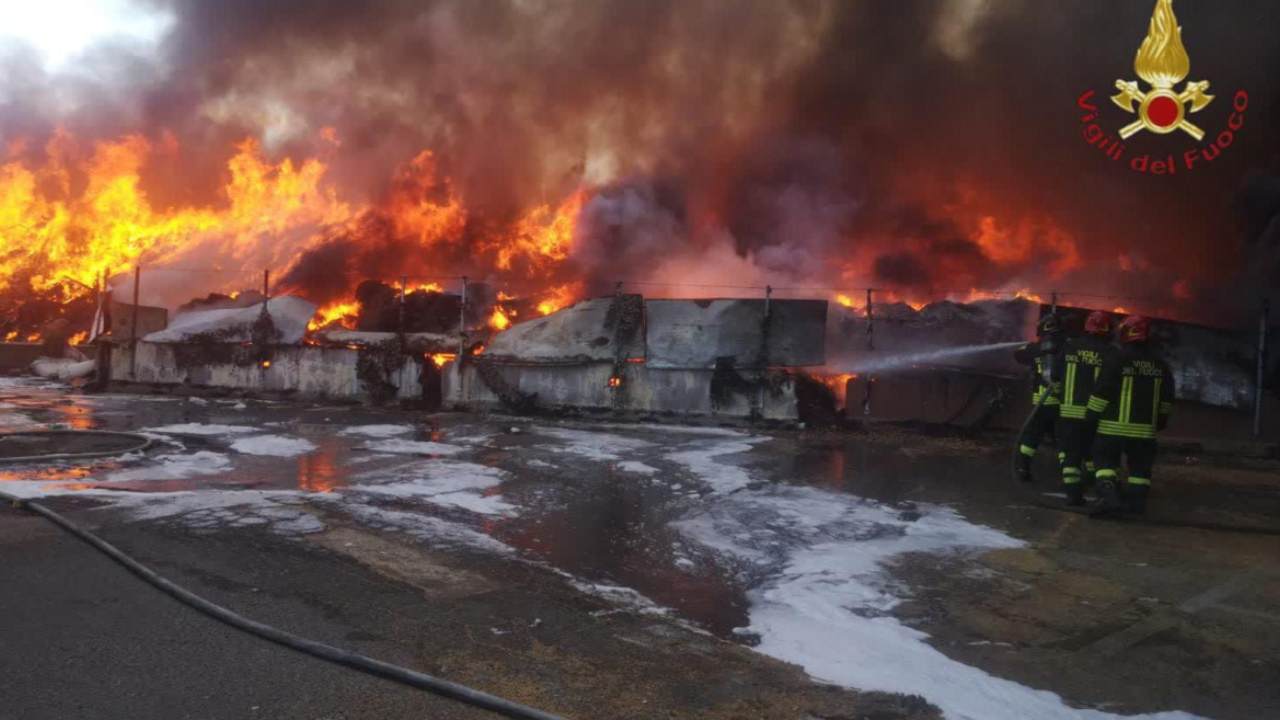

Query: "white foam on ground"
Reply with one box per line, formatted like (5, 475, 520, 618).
(331, 501, 515, 555)
(145, 423, 260, 436)
(536, 427, 652, 461)
(230, 435, 317, 457)
(671, 441, 1202, 720)
(338, 424, 415, 438)
(119, 490, 322, 534)
(0, 477, 321, 535)
(359, 438, 465, 456)
(616, 461, 659, 476)
(601, 420, 747, 438)
(351, 460, 513, 515)
(666, 437, 768, 494)
(103, 450, 233, 483)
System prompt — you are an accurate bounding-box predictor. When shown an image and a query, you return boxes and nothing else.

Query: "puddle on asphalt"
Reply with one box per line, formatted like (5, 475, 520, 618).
(296, 438, 344, 493)
(0, 383, 975, 645)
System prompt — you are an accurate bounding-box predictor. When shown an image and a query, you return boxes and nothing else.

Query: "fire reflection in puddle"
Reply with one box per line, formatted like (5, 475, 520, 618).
(0, 463, 103, 483)
(297, 438, 345, 493)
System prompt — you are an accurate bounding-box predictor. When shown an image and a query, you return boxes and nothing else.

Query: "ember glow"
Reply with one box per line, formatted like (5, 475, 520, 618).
(429, 353, 457, 368)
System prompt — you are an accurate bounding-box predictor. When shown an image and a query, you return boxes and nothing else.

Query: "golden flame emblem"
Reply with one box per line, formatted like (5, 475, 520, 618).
(1111, 0, 1213, 140)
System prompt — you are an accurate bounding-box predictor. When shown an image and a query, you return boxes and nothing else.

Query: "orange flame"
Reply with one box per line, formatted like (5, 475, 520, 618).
(536, 283, 579, 315)
(491, 190, 585, 271)
(308, 300, 360, 332)
(0, 133, 351, 296)
(489, 306, 511, 331)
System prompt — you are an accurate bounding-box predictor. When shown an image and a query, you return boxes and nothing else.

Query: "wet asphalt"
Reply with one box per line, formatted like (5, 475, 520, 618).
(2, 381, 1280, 719)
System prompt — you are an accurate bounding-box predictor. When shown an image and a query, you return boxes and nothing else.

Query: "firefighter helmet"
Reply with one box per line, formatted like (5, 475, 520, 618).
(1036, 313, 1061, 337)
(1117, 315, 1151, 343)
(1084, 310, 1113, 337)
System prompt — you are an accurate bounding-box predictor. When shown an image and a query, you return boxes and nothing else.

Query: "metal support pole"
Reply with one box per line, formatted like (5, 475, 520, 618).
(759, 284, 773, 371)
(458, 276, 468, 357)
(129, 265, 140, 378)
(754, 285, 773, 419)
(1050, 291, 1058, 315)
(866, 288, 874, 351)
(263, 269, 270, 300)
(1255, 299, 1269, 440)
(399, 275, 408, 335)
(864, 288, 874, 415)
(89, 271, 103, 342)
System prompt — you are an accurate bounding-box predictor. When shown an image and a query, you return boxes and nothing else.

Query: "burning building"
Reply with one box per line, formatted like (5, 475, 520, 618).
(0, 1, 1276, 428)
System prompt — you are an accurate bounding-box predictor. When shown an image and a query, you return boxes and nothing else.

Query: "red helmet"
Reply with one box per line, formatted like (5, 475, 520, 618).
(1117, 315, 1151, 343)
(1084, 311, 1113, 337)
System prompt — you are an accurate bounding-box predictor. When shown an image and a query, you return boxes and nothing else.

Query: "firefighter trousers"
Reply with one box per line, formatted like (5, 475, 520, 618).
(1017, 403, 1058, 460)
(1092, 434, 1157, 489)
(1057, 417, 1097, 486)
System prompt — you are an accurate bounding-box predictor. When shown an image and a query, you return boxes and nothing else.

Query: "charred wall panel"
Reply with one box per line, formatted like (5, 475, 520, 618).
(645, 299, 826, 369)
(484, 297, 644, 363)
(1050, 306, 1274, 410)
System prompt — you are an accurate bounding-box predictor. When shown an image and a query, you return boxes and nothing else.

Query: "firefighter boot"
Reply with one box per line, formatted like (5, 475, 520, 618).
(1126, 483, 1150, 515)
(1093, 475, 1124, 516)
(1014, 453, 1033, 483)
(1064, 481, 1085, 506)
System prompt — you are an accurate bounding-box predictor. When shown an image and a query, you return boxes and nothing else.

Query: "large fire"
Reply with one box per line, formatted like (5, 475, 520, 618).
(1, 130, 595, 337)
(0, 126, 1189, 341)
(0, 132, 350, 295)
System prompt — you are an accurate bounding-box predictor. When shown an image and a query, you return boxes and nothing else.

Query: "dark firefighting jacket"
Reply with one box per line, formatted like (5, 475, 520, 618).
(1086, 344, 1175, 439)
(1053, 335, 1112, 420)
(1015, 340, 1061, 406)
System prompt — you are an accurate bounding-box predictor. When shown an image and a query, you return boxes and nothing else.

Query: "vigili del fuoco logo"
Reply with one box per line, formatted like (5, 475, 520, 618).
(1076, 0, 1248, 175)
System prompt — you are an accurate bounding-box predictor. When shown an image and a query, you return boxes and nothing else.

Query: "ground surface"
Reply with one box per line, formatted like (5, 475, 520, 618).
(1, 378, 1278, 719)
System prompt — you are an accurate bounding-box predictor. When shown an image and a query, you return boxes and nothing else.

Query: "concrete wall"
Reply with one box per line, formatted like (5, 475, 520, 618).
(110, 342, 422, 402)
(445, 361, 798, 420)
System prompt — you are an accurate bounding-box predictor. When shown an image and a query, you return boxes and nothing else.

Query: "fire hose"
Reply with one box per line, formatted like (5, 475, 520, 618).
(0, 489, 567, 720)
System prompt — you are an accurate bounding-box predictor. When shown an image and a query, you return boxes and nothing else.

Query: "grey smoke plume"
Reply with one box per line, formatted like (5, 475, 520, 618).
(3, 0, 1279, 321)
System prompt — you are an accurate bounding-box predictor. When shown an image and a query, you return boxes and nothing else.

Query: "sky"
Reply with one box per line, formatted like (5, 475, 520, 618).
(0, 0, 172, 70)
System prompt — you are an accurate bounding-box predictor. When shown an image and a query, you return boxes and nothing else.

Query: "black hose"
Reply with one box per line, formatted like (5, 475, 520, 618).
(1011, 382, 1051, 482)
(0, 430, 152, 464)
(0, 490, 568, 720)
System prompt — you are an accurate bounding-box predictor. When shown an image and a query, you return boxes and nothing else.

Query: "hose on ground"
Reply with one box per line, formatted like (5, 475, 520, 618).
(0, 489, 568, 720)
(0, 430, 152, 464)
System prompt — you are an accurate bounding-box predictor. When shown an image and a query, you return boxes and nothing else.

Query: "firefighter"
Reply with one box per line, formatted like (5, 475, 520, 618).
(1053, 311, 1113, 505)
(1013, 313, 1063, 483)
(1086, 315, 1175, 515)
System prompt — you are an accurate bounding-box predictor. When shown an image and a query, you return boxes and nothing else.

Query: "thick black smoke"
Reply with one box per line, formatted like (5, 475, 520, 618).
(4, 0, 1279, 322)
